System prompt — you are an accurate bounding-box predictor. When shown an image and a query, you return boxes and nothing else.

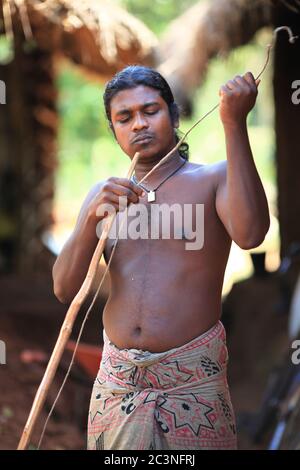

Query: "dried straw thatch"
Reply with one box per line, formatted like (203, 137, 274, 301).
(157, 0, 299, 113)
(0, 0, 158, 80)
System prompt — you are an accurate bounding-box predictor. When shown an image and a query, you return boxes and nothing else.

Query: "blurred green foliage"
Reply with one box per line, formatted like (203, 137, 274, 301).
(120, 0, 197, 34)
(0, 35, 14, 64)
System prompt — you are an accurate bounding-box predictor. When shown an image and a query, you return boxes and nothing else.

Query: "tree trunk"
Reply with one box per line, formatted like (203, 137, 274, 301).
(0, 22, 58, 274)
(273, 5, 300, 257)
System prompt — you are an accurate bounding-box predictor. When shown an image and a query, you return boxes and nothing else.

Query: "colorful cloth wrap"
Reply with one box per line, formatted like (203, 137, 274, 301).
(87, 320, 237, 450)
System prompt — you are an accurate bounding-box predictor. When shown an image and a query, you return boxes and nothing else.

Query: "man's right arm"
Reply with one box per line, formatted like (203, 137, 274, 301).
(52, 182, 104, 304)
(52, 177, 144, 304)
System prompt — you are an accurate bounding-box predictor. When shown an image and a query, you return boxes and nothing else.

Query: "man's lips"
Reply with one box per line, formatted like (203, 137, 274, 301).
(132, 134, 154, 145)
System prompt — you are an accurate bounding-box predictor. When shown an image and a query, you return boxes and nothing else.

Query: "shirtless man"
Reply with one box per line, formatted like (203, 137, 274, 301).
(52, 66, 270, 450)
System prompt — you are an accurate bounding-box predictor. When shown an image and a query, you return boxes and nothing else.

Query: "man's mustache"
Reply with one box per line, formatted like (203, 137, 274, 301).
(131, 132, 155, 144)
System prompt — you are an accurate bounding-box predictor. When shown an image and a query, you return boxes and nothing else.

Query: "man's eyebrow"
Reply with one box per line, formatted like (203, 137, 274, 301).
(115, 108, 130, 117)
(143, 101, 160, 108)
(115, 101, 160, 117)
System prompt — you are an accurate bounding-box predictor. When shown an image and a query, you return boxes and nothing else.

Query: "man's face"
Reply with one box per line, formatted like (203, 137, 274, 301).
(109, 85, 179, 160)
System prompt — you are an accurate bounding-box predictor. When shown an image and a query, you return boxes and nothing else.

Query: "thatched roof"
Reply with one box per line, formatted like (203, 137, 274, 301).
(0, 0, 158, 80)
(157, 0, 300, 114)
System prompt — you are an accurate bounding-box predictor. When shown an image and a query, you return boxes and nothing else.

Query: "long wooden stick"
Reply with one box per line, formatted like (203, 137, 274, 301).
(17, 152, 141, 450)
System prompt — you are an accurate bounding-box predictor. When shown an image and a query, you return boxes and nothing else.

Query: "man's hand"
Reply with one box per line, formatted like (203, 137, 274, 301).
(88, 177, 144, 221)
(219, 72, 260, 127)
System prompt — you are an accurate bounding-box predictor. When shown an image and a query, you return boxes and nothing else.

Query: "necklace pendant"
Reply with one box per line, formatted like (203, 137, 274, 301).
(148, 190, 156, 202)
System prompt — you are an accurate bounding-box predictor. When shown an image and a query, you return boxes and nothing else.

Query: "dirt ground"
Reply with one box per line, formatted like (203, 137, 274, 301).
(0, 271, 292, 450)
(0, 275, 105, 450)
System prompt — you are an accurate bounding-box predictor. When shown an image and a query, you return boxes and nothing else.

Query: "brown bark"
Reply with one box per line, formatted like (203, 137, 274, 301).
(0, 22, 57, 273)
(273, 5, 300, 257)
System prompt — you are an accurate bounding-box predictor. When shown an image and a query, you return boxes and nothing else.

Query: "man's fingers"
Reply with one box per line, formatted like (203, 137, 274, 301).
(108, 183, 142, 203)
(219, 83, 234, 96)
(234, 75, 252, 92)
(242, 71, 258, 90)
(226, 79, 241, 91)
(221, 77, 247, 94)
(108, 177, 143, 196)
(220, 72, 260, 98)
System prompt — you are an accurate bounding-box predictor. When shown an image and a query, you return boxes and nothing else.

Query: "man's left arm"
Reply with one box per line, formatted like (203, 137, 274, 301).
(215, 72, 270, 250)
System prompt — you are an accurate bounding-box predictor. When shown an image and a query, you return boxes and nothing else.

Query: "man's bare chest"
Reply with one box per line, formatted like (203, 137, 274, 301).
(102, 178, 217, 261)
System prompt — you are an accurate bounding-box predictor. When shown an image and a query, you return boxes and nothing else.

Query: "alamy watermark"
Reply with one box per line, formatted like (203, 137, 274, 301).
(291, 339, 300, 365)
(96, 198, 205, 250)
(0, 80, 6, 104)
(0, 340, 6, 365)
(291, 80, 300, 104)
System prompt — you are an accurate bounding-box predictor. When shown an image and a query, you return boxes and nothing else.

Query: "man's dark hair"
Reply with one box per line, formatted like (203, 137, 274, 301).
(103, 65, 189, 161)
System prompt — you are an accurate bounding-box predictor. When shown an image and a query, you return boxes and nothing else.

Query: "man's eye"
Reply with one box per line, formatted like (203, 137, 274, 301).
(119, 117, 130, 123)
(145, 109, 158, 115)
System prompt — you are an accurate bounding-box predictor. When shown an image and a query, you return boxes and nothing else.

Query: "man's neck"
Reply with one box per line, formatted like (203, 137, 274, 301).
(133, 151, 184, 184)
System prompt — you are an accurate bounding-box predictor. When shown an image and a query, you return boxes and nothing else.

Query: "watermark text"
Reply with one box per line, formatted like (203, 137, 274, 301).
(0, 80, 6, 104)
(291, 80, 300, 104)
(0, 340, 6, 364)
(96, 198, 204, 251)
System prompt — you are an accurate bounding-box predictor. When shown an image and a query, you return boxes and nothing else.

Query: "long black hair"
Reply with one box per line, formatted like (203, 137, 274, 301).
(103, 65, 189, 161)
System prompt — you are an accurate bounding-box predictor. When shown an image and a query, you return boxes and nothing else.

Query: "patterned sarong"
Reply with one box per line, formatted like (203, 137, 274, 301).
(87, 320, 237, 450)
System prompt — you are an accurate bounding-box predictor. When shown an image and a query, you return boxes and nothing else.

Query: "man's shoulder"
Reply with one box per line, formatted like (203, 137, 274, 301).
(207, 160, 227, 183)
(85, 180, 105, 201)
(185, 160, 227, 185)
(77, 181, 104, 220)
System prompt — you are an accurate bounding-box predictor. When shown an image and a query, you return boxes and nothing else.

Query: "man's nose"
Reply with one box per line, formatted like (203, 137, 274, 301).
(132, 112, 148, 131)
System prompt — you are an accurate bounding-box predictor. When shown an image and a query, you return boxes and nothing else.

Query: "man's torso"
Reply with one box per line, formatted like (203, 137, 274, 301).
(102, 160, 231, 352)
